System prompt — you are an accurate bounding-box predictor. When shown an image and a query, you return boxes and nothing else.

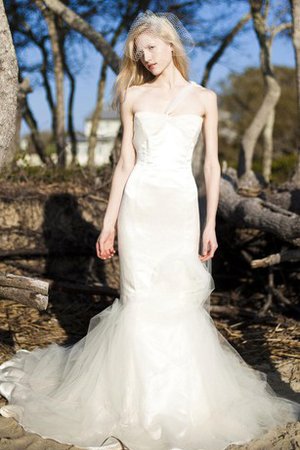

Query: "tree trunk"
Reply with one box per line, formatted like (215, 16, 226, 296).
(8, 79, 31, 164)
(262, 108, 275, 183)
(23, 98, 53, 166)
(46, 14, 66, 167)
(0, 0, 18, 171)
(87, 62, 108, 168)
(35, 0, 66, 167)
(290, 0, 300, 185)
(237, 0, 281, 184)
(64, 55, 77, 165)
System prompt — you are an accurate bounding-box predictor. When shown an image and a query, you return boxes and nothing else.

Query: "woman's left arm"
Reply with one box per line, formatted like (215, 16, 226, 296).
(200, 89, 221, 262)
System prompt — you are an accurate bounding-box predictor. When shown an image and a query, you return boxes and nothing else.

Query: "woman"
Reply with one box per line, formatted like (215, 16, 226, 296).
(0, 9, 299, 450)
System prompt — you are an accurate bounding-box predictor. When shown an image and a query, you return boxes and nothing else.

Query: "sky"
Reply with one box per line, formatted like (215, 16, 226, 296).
(20, 3, 294, 136)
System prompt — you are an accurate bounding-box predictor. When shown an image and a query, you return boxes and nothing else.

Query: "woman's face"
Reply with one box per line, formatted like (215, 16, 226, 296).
(134, 31, 173, 74)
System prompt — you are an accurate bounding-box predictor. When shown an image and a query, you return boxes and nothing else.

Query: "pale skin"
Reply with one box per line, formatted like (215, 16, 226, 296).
(96, 31, 221, 262)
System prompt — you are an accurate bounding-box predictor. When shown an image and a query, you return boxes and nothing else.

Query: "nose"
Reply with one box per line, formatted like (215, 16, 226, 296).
(143, 49, 152, 62)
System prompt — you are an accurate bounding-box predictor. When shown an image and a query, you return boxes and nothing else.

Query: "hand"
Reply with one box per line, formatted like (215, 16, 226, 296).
(199, 225, 218, 262)
(96, 227, 116, 260)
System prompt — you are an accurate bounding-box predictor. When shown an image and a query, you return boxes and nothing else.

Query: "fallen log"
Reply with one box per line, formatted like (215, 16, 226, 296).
(0, 273, 48, 294)
(0, 287, 48, 310)
(219, 176, 300, 246)
(0, 272, 118, 310)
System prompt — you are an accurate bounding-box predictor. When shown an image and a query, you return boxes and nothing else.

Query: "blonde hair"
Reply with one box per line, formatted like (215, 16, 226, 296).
(111, 16, 190, 111)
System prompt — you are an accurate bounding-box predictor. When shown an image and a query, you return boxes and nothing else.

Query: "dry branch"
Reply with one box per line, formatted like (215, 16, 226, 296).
(251, 249, 300, 268)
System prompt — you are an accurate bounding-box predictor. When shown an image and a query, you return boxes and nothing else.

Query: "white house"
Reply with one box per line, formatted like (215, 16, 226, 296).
(81, 104, 120, 166)
(19, 104, 120, 167)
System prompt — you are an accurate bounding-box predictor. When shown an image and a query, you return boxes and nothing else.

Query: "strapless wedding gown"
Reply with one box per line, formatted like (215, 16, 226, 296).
(0, 81, 299, 450)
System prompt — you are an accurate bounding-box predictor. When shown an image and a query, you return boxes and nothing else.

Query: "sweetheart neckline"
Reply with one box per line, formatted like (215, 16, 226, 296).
(134, 111, 204, 120)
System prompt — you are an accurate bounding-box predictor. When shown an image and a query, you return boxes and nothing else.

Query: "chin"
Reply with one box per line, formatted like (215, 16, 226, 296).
(152, 66, 163, 75)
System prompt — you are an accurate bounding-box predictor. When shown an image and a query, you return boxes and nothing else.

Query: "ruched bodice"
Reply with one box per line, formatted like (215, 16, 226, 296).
(133, 112, 203, 169)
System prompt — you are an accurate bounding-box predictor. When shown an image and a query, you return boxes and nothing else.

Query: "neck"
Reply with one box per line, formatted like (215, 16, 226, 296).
(154, 63, 188, 89)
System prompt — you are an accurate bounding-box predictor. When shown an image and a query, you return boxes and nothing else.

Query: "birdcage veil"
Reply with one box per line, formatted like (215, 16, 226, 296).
(125, 9, 195, 61)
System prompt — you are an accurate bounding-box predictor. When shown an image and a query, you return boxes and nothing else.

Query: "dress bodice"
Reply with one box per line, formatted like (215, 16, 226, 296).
(132, 81, 203, 170)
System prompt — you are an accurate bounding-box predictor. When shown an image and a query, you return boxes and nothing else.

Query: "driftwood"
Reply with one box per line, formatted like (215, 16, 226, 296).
(0, 272, 118, 310)
(251, 249, 300, 268)
(0, 273, 48, 294)
(0, 286, 47, 311)
(219, 176, 300, 246)
(0, 273, 48, 310)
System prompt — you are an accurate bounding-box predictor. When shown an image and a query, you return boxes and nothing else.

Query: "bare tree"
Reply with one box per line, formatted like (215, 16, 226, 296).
(290, 0, 300, 185)
(0, 0, 18, 171)
(87, 62, 108, 168)
(262, 108, 275, 182)
(37, 0, 120, 73)
(237, 0, 285, 191)
(34, 1, 66, 167)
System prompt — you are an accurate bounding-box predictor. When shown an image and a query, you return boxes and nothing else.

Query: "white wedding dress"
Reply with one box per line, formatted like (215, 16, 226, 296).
(0, 81, 299, 450)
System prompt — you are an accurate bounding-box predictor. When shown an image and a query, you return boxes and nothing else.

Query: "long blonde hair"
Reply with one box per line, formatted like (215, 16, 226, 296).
(111, 15, 190, 111)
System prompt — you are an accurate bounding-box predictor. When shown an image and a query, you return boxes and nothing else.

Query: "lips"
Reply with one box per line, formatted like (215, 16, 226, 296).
(148, 63, 157, 70)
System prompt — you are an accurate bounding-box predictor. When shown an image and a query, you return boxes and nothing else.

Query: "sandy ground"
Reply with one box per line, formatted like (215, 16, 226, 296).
(0, 416, 299, 449)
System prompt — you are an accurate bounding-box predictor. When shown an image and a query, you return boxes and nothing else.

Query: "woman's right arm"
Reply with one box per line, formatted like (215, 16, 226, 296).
(96, 88, 136, 260)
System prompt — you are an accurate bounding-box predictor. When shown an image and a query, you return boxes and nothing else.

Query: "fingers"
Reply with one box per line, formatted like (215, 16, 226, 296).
(95, 235, 116, 260)
(199, 239, 218, 261)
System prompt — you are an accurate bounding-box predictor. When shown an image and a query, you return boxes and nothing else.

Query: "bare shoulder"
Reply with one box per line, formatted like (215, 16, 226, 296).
(191, 82, 217, 100)
(119, 86, 138, 116)
(126, 84, 148, 97)
(121, 84, 147, 114)
(191, 83, 217, 116)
